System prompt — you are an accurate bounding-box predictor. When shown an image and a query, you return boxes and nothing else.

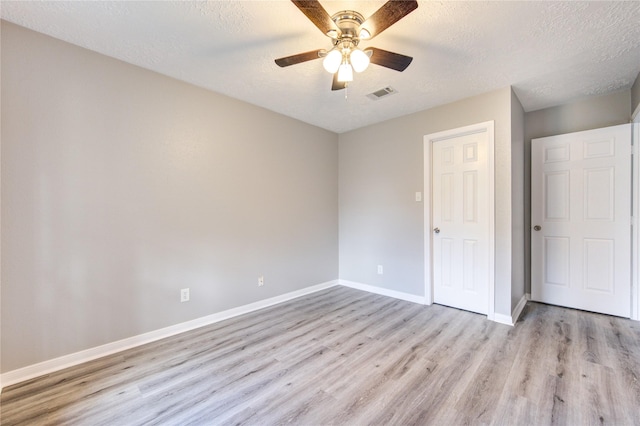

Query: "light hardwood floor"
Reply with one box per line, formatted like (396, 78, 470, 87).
(2, 286, 640, 425)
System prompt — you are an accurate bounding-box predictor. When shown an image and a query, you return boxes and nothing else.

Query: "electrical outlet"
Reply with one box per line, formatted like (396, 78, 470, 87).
(258, 276, 264, 286)
(180, 288, 190, 302)
(377, 265, 383, 275)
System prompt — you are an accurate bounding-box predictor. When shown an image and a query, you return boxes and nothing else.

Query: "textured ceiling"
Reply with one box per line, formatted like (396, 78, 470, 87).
(2, 1, 640, 133)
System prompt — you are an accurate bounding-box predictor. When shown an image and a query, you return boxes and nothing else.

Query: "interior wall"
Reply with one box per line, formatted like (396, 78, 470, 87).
(510, 89, 525, 310)
(339, 87, 514, 316)
(1, 21, 339, 373)
(0, 47, 2, 387)
(523, 90, 632, 295)
(632, 71, 640, 116)
(525, 91, 632, 141)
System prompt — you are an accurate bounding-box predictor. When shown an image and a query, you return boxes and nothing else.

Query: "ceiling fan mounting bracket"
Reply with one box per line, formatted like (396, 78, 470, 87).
(327, 10, 365, 42)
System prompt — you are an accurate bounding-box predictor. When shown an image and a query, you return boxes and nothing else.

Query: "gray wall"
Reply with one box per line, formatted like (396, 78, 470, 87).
(633, 71, 640, 116)
(339, 87, 519, 316)
(510, 89, 525, 309)
(525, 91, 632, 142)
(1, 21, 339, 372)
(523, 90, 632, 294)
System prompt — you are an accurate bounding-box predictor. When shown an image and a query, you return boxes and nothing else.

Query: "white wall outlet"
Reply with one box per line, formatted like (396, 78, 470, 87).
(377, 265, 384, 275)
(180, 288, 190, 302)
(258, 276, 264, 286)
(415, 192, 422, 202)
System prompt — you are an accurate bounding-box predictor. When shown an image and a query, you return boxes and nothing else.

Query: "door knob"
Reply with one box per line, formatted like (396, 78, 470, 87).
(434, 227, 440, 234)
(533, 225, 542, 231)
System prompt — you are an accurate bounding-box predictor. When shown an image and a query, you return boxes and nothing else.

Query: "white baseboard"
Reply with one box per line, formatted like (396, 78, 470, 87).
(1, 279, 523, 391)
(511, 293, 529, 324)
(492, 313, 512, 326)
(338, 279, 427, 304)
(493, 293, 529, 326)
(0, 280, 339, 391)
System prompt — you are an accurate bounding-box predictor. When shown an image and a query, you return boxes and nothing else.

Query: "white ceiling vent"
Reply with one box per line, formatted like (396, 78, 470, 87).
(366, 86, 397, 101)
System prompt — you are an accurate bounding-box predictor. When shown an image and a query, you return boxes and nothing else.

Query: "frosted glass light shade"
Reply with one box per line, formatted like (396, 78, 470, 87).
(323, 49, 342, 73)
(337, 63, 353, 82)
(350, 48, 370, 73)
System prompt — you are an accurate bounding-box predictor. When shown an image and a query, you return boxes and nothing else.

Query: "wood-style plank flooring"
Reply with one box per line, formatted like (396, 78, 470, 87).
(2, 286, 640, 425)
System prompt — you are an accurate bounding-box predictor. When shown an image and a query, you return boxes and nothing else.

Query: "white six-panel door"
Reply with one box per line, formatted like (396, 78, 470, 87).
(431, 131, 490, 314)
(531, 124, 631, 317)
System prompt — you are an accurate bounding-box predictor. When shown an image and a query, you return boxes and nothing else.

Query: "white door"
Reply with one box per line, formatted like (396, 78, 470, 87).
(432, 130, 490, 314)
(531, 124, 631, 317)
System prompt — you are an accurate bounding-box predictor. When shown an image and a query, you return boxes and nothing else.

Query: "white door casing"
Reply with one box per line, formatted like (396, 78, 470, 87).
(632, 116, 639, 321)
(531, 124, 632, 318)
(424, 121, 495, 319)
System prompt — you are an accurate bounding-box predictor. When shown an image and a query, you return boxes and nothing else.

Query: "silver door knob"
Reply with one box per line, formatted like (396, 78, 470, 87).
(434, 227, 440, 234)
(533, 225, 542, 231)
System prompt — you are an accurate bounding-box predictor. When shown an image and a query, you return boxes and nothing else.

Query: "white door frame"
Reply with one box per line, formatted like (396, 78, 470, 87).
(633, 109, 640, 321)
(424, 121, 495, 320)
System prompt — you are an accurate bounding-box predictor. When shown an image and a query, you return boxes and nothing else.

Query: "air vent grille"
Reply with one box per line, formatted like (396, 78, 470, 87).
(366, 86, 397, 100)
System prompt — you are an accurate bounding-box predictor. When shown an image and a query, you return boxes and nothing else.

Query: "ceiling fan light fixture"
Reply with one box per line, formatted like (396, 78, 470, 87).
(323, 49, 342, 73)
(350, 48, 370, 72)
(337, 62, 353, 82)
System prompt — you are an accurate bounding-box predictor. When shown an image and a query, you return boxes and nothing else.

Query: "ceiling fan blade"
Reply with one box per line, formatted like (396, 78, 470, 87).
(359, 0, 418, 39)
(291, 0, 340, 37)
(275, 49, 324, 67)
(331, 73, 346, 91)
(368, 47, 413, 72)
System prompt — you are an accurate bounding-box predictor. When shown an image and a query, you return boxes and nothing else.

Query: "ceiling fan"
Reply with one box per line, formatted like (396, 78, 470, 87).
(275, 0, 418, 91)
